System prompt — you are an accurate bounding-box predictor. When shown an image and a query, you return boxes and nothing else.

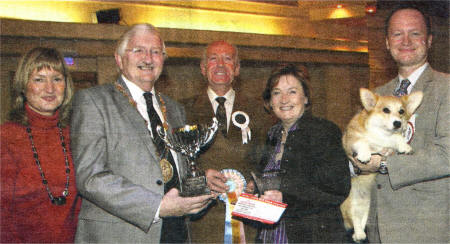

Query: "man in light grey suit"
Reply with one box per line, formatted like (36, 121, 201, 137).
(70, 24, 214, 243)
(351, 4, 449, 243)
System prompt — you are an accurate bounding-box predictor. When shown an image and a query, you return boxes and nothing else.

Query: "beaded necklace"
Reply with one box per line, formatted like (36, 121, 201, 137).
(26, 122, 70, 206)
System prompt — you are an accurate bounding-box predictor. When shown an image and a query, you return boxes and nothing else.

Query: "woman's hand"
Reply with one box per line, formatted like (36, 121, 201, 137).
(261, 190, 282, 202)
(245, 180, 255, 194)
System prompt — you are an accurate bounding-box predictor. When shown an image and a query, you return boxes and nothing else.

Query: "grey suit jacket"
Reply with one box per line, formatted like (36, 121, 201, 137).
(70, 78, 187, 243)
(372, 66, 449, 243)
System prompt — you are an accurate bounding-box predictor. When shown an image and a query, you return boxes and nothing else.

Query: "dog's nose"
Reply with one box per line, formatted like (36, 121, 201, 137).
(393, 121, 402, 129)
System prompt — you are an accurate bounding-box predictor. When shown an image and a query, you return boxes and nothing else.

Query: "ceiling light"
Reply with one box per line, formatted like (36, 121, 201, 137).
(365, 5, 376, 14)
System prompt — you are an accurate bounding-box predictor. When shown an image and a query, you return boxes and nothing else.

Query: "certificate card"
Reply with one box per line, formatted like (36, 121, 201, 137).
(231, 193, 287, 224)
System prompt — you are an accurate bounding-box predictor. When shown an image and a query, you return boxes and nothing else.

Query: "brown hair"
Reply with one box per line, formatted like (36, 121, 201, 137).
(9, 47, 74, 127)
(385, 3, 432, 36)
(262, 63, 312, 113)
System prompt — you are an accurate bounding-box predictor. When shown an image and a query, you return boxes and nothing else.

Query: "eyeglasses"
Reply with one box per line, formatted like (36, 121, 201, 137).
(125, 47, 165, 57)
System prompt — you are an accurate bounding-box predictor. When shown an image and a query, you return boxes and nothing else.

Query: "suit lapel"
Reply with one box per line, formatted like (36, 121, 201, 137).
(412, 65, 433, 93)
(388, 77, 400, 95)
(157, 93, 182, 130)
(113, 78, 160, 163)
(192, 92, 216, 125)
(187, 91, 250, 142)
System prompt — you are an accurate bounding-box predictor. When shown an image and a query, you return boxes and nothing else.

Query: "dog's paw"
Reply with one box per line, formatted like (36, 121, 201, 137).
(355, 151, 371, 163)
(352, 231, 367, 243)
(397, 143, 412, 154)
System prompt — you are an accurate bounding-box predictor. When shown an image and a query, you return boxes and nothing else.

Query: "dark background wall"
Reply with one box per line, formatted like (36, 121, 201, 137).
(1, 1, 448, 130)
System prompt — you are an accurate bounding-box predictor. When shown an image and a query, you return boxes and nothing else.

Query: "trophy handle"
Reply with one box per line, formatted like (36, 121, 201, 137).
(156, 125, 176, 149)
(156, 125, 186, 153)
(198, 117, 219, 148)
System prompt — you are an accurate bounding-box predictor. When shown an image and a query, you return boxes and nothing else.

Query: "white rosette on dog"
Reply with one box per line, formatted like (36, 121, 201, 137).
(232, 111, 251, 144)
(404, 114, 416, 144)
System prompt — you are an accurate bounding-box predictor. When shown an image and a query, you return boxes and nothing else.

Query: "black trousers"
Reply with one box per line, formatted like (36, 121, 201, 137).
(160, 216, 187, 243)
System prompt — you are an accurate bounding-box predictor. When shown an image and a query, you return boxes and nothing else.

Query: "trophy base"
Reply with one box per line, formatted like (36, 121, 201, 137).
(180, 175, 211, 197)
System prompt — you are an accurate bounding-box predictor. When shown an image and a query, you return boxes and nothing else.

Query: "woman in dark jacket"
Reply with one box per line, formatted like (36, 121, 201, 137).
(256, 64, 351, 243)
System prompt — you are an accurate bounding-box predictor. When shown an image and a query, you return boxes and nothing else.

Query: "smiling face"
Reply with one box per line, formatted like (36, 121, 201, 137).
(386, 9, 432, 72)
(201, 41, 240, 94)
(115, 30, 164, 91)
(270, 75, 308, 129)
(25, 67, 66, 116)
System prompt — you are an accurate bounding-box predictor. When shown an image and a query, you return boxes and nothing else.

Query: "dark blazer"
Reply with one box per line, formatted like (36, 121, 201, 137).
(181, 91, 270, 243)
(70, 78, 188, 243)
(371, 66, 449, 243)
(258, 114, 351, 243)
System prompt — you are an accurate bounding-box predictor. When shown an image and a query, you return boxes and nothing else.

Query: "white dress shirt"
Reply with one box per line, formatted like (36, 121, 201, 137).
(397, 62, 428, 94)
(207, 87, 235, 132)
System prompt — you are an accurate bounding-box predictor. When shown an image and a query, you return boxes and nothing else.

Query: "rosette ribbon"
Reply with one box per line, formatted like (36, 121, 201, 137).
(232, 111, 251, 144)
(219, 169, 247, 244)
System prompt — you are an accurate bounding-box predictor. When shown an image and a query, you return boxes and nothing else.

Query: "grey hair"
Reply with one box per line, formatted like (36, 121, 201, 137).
(116, 23, 167, 59)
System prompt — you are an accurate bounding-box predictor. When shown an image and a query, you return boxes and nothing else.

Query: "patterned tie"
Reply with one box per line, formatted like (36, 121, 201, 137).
(143, 92, 178, 192)
(216, 97, 227, 135)
(394, 79, 411, 97)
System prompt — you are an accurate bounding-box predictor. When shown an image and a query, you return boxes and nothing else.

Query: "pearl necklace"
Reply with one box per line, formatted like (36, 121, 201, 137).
(26, 122, 70, 206)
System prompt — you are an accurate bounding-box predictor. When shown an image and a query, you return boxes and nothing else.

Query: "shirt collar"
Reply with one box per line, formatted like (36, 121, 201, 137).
(122, 75, 156, 101)
(398, 62, 428, 89)
(207, 87, 235, 105)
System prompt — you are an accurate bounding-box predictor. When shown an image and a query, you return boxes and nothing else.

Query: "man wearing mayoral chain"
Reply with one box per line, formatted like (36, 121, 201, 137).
(71, 23, 214, 243)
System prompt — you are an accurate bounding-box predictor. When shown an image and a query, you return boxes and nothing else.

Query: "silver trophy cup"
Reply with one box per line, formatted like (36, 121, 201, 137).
(157, 118, 218, 196)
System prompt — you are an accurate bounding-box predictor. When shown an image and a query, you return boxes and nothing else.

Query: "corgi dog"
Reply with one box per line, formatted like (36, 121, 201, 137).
(340, 88, 423, 243)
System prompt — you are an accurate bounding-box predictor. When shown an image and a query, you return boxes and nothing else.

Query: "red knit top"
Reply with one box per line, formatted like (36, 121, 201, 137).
(1, 104, 80, 243)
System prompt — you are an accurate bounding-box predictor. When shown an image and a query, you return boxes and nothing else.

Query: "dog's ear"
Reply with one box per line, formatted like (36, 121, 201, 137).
(403, 91, 423, 115)
(360, 88, 377, 111)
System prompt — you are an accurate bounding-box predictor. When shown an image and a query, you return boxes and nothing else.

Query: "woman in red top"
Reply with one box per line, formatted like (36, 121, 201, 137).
(1, 47, 80, 242)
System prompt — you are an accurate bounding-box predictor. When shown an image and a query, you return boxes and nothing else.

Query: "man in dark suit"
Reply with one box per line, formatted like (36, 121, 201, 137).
(70, 23, 213, 243)
(351, 5, 449, 243)
(181, 40, 270, 243)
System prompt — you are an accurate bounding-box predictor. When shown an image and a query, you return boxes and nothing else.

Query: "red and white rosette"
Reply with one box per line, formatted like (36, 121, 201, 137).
(404, 114, 416, 144)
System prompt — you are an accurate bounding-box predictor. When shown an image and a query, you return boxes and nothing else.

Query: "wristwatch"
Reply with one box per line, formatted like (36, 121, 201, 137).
(379, 160, 388, 174)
